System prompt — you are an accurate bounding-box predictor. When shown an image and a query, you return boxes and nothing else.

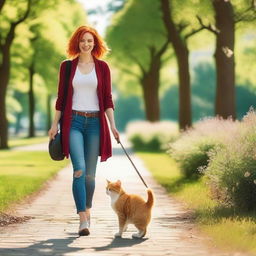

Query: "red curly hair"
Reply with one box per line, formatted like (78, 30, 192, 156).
(67, 25, 109, 59)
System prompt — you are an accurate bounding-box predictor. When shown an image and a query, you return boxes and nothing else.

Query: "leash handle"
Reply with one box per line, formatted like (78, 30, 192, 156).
(118, 139, 148, 188)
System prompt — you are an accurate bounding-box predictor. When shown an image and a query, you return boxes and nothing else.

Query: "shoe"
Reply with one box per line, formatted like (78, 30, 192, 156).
(78, 220, 90, 236)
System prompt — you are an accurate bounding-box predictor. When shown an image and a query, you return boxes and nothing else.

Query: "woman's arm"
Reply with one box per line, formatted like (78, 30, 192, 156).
(48, 110, 61, 140)
(105, 108, 120, 143)
(48, 61, 66, 140)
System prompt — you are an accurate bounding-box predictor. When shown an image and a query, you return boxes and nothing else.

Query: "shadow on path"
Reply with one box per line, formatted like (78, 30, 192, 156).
(0, 236, 80, 256)
(0, 235, 148, 255)
(92, 237, 148, 251)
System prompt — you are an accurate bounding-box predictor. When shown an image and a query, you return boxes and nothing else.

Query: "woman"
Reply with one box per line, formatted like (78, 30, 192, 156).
(48, 25, 120, 236)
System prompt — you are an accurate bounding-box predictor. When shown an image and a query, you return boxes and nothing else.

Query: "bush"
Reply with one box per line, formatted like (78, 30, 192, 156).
(205, 109, 256, 211)
(169, 117, 239, 178)
(126, 121, 178, 152)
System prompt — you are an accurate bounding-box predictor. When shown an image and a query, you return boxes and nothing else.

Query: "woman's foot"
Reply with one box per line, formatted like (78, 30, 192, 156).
(78, 220, 90, 236)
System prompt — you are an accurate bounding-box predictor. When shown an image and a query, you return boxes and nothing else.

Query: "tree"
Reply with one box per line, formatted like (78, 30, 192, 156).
(0, 0, 32, 148)
(34, 0, 87, 133)
(160, 0, 208, 130)
(107, 0, 169, 121)
(198, 0, 256, 119)
(1, 0, 87, 143)
(21, 3, 90, 137)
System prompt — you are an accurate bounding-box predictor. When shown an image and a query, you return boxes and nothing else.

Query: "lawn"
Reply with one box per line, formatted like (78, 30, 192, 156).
(9, 136, 49, 148)
(137, 152, 256, 254)
(0, 150, 69, 212)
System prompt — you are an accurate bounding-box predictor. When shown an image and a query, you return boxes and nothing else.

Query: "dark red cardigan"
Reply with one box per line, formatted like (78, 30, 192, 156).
(55, 56, 114, 162)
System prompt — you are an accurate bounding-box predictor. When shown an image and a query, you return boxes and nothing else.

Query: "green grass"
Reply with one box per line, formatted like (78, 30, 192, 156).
(137, 152, 256, 255)
(0, 150, 69, 212)
(9, 136, 49, 148)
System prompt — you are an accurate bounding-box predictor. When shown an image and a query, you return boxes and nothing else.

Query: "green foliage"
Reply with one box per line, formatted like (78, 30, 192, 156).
(138, 152, 256, 253)
(127, 120, 178, 152)
(106, 0, 168, 94)
(191, 62, 215, 119)
(129, 134, 162, 152)
(170, 137, 222, 178)
(205, 110, 256, 211)
(171, 0, 213, 38)
(236, 30, 256, 89)
(114, 95, 144, 131)
(2, 0, 87, 131)
(169, 117, 238, 178)
(236, 85, 256, 119)
(161, 85, 179, 120)
(161, 62, 256, 122)
(174, 140, 217, 178)
(107, 0, 166, 66)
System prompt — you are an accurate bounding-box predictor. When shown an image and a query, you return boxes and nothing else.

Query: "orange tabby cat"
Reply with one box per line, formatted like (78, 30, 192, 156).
(106, 179, 154, 238)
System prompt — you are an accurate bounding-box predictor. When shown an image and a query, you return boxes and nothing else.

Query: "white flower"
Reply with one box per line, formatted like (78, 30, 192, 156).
(253, 180, 256, 185)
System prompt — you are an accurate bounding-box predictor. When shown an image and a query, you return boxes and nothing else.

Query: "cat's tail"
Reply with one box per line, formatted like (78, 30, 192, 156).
(146, 189, 154, 208)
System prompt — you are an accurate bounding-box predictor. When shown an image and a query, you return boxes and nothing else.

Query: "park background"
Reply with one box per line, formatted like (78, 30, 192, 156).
(1, 0, 256, 254)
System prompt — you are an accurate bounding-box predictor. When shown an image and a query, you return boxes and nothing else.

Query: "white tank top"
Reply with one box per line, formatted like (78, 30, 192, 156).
(72, 66, 99, 111)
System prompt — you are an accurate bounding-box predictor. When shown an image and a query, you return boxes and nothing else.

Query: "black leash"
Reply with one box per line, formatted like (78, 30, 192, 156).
(118, 140, 148, 188)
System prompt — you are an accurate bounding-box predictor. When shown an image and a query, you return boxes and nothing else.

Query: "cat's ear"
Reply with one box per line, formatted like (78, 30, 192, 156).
(116, 179, 121, 186)
(106, 179, 111, 184)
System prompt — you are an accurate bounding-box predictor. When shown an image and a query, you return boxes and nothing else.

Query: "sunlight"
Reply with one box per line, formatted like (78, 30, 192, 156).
(77, 0, 113, 35)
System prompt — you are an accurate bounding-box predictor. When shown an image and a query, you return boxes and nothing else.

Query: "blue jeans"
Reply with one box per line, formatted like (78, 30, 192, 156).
(69, 112, 100, 213)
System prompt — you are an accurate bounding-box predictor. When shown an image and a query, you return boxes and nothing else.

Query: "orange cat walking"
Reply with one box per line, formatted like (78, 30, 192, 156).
(106, 180, 154, 238)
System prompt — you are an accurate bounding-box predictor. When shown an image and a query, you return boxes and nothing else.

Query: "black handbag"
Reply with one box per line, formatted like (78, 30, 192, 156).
(49, 60, 72, 160)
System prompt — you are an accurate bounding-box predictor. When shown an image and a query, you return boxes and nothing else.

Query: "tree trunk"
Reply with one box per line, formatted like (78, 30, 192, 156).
(0, 83, 8, 148)
(0, 39, 12, 149)
(0, 0, 6, 13)
(0, 1, 31, 148)
(160, 0, 192, 130)
(176, 45, 191, 130)
(141, 57, 161, 121)
(28, 62, 35, 137)
(213, 0, 235, 119)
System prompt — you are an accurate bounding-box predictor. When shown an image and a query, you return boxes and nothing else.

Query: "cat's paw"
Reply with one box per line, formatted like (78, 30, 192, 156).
(115, 232, 122, 238)
(132, 232, 144, 239)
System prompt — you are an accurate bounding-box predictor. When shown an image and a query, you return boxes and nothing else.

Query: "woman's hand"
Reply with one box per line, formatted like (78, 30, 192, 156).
(110, 125, 120, 143)
(48, 124, 58, 141)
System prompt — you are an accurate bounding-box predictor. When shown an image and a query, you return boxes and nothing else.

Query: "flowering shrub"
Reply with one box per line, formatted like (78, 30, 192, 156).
(169, 117, 239, 178)
(205, 109, 256, 211)
(126, 121, 178, 152)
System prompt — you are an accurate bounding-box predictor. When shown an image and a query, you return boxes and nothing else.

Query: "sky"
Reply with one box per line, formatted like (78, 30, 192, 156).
(77, 0, 113, 35)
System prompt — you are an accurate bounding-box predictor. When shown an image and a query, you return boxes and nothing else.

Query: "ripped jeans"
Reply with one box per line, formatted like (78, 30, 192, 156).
(69, 112, 100, 213)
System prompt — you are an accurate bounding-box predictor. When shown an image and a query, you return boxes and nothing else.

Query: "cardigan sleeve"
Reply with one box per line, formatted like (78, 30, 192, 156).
(103, 62, 115, 111)
(55, 61, 66, 111)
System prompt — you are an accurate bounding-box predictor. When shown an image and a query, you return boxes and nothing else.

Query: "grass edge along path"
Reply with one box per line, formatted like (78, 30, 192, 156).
(0, 150, 69, 214)
(9, 136, 49, 148)
(136, 151, 256, 255)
